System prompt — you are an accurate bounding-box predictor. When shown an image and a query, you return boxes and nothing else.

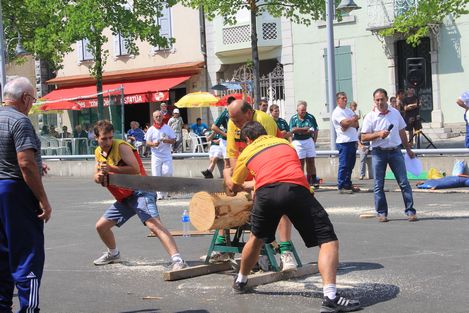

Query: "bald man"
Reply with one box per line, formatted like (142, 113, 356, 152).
(225, 100, 298, 271)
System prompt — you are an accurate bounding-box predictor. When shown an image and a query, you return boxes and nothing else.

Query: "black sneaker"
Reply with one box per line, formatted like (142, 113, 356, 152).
(201, 170, 214, 179)
(320, 294, 361, 313)
(232, 277, 250, 294)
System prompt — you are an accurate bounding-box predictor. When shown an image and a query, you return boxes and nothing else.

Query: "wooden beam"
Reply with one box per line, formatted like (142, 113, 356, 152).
(163, 262, 233, 281)
(245, 263, 319, 288)
(148, 229, 243, 237)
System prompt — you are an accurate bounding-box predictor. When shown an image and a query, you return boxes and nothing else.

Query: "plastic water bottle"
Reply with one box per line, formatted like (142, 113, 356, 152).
(181, 209, 190, 237)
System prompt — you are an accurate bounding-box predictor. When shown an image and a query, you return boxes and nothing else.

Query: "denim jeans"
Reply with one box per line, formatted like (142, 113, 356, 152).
(358, 147, 370, 178)
(465, 124, 469, 148)
(337, 141, 357, 189)
(372, 148, 416, 216)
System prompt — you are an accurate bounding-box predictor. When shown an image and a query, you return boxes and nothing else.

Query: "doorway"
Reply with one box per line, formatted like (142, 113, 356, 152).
(396, 38, 433, 122)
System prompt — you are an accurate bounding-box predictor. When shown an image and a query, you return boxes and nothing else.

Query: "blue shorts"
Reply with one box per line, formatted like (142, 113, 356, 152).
(103, 191, 159, 227)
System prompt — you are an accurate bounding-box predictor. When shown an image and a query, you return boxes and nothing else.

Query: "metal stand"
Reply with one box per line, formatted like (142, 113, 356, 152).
(205, 226, 302, 272)
(410, 129, 437, 149)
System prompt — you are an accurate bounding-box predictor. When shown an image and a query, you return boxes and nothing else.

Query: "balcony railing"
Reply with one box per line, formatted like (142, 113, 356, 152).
(367, 0, 417, 31)
(215, 17, 282, 56)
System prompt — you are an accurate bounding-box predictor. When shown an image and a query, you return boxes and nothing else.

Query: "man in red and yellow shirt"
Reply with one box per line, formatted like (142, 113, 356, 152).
(225, 121, 361, 313)
(226, 100, 296, 270)
(93, 120, 186, 270)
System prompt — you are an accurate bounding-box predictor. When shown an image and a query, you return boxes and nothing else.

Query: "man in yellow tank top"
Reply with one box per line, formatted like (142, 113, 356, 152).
(93, 120, 187, 270)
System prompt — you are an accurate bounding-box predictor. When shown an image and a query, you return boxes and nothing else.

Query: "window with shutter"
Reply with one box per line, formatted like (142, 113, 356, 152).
(77, 39, 94, 62)
(323, 46, 353, 111)
(114, 33, 130, 57)
(151, 5, 172, 52)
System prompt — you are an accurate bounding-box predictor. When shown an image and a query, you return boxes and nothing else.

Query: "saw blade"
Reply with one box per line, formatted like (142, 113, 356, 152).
(108, 174, 225, 194)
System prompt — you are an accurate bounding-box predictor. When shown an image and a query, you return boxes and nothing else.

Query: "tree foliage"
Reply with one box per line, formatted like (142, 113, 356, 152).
(3, 0, 176, 118)
(380, 0, 469, 46)
(182, 0, 327, 25)
(181, 0, 327, 105)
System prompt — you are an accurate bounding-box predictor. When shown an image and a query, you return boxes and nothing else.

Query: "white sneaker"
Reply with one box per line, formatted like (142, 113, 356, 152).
(93, 251, 121, 266)
(280, 251, 297, 272)
(170, 260, 188, 271)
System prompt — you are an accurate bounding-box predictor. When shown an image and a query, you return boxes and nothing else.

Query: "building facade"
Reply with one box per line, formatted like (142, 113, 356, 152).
(292, 0, 469, 138)
(43, 4, 206, 135)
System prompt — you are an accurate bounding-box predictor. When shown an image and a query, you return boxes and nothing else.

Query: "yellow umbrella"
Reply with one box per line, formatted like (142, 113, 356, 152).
(175, 91, 219, 108)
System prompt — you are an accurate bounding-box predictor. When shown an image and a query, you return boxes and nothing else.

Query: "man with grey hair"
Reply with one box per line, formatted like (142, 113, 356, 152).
(145, 110, 176, 200)
(289, 101, 320, 187)
(0, 77, 52, 312)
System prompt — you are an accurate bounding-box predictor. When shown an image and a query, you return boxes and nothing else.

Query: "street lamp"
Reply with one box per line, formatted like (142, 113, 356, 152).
(326, 0, 361, 150)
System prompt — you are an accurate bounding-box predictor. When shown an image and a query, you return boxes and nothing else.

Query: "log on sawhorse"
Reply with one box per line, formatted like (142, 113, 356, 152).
(163, 261, 233, 281)
(246, 263, 318, 289)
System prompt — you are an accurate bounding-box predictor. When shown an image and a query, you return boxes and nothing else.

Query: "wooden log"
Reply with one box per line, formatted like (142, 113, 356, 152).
(245, 263, 318, 288)
(163, 262, 233, 281)
(189, 192, 253, 231)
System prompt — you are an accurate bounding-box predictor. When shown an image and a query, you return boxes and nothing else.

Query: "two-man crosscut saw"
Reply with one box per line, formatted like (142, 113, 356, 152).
(108, 174, 226, 194)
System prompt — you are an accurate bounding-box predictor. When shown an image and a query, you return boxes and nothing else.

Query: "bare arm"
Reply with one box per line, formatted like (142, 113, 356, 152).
(18, 149, 52, 222)
(100, 144, 140, 175)
(211, 124, 227, 138)
(339, 115, 359, 130)
(399, 129, 415, 158)
(291, 127, 310, 134)
(456, 99, 469, 110)
(361, 130, 390, 142)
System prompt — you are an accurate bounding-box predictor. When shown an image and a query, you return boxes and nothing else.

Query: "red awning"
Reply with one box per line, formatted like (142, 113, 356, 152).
(39, 76, 190, 111)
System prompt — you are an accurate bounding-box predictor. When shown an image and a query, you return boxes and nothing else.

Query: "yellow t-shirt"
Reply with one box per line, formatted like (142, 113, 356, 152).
(226, 110, 279, 158)
(95, 139, 144, 201)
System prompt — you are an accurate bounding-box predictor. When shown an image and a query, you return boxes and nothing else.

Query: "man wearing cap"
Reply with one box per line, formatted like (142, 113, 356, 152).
(168, 109, 184, 153)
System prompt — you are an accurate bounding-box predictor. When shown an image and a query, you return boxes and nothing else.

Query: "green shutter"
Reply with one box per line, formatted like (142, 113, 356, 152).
(324, 46, 353, 109)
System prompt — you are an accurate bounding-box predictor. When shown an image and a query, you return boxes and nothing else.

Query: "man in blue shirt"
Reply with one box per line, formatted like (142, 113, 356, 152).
(191, 118, 208, 137)
(127, 121, 146, 155)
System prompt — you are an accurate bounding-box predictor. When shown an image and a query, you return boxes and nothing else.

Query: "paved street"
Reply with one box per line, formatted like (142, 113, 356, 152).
(25, 176, 469, 313)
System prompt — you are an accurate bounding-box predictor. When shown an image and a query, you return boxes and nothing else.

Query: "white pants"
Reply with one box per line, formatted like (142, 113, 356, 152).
(151, 156, 173, 199)
(292, 138, 316, 159)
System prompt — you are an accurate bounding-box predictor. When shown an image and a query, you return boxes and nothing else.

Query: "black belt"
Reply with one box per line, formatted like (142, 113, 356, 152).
(374, 146, 399, 151)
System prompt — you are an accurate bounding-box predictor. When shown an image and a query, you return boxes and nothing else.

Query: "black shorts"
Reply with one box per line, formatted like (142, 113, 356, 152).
(250, 183, 338, 247)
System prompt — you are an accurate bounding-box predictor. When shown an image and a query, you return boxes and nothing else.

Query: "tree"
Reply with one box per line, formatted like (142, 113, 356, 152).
(180, 0, 325, 107)
(4, 0, 176, 119)
(380, 0, 469, 46)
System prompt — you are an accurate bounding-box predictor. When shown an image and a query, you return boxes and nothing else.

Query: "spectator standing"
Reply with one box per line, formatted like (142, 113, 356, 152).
(289, 101, 320, 187)
(211, 96, 236, 168)
(145, 110, 176, 200)
(332, 92, 360, 194)
(402, 88, 421, 145)
(201, 131, 223, 179)
(258, 98, 269, 113)
(0, 77, 52, 312)
(455, 91, 469, 148)
(361, 88, 417, 222)
(269, 104, 290, 139)
(191, 118, 208, 137)
(168, 109, 184, 153)
(160, 102, 171, 125)
(73, 124, 88, 154)
(92, 120, 187, 270)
